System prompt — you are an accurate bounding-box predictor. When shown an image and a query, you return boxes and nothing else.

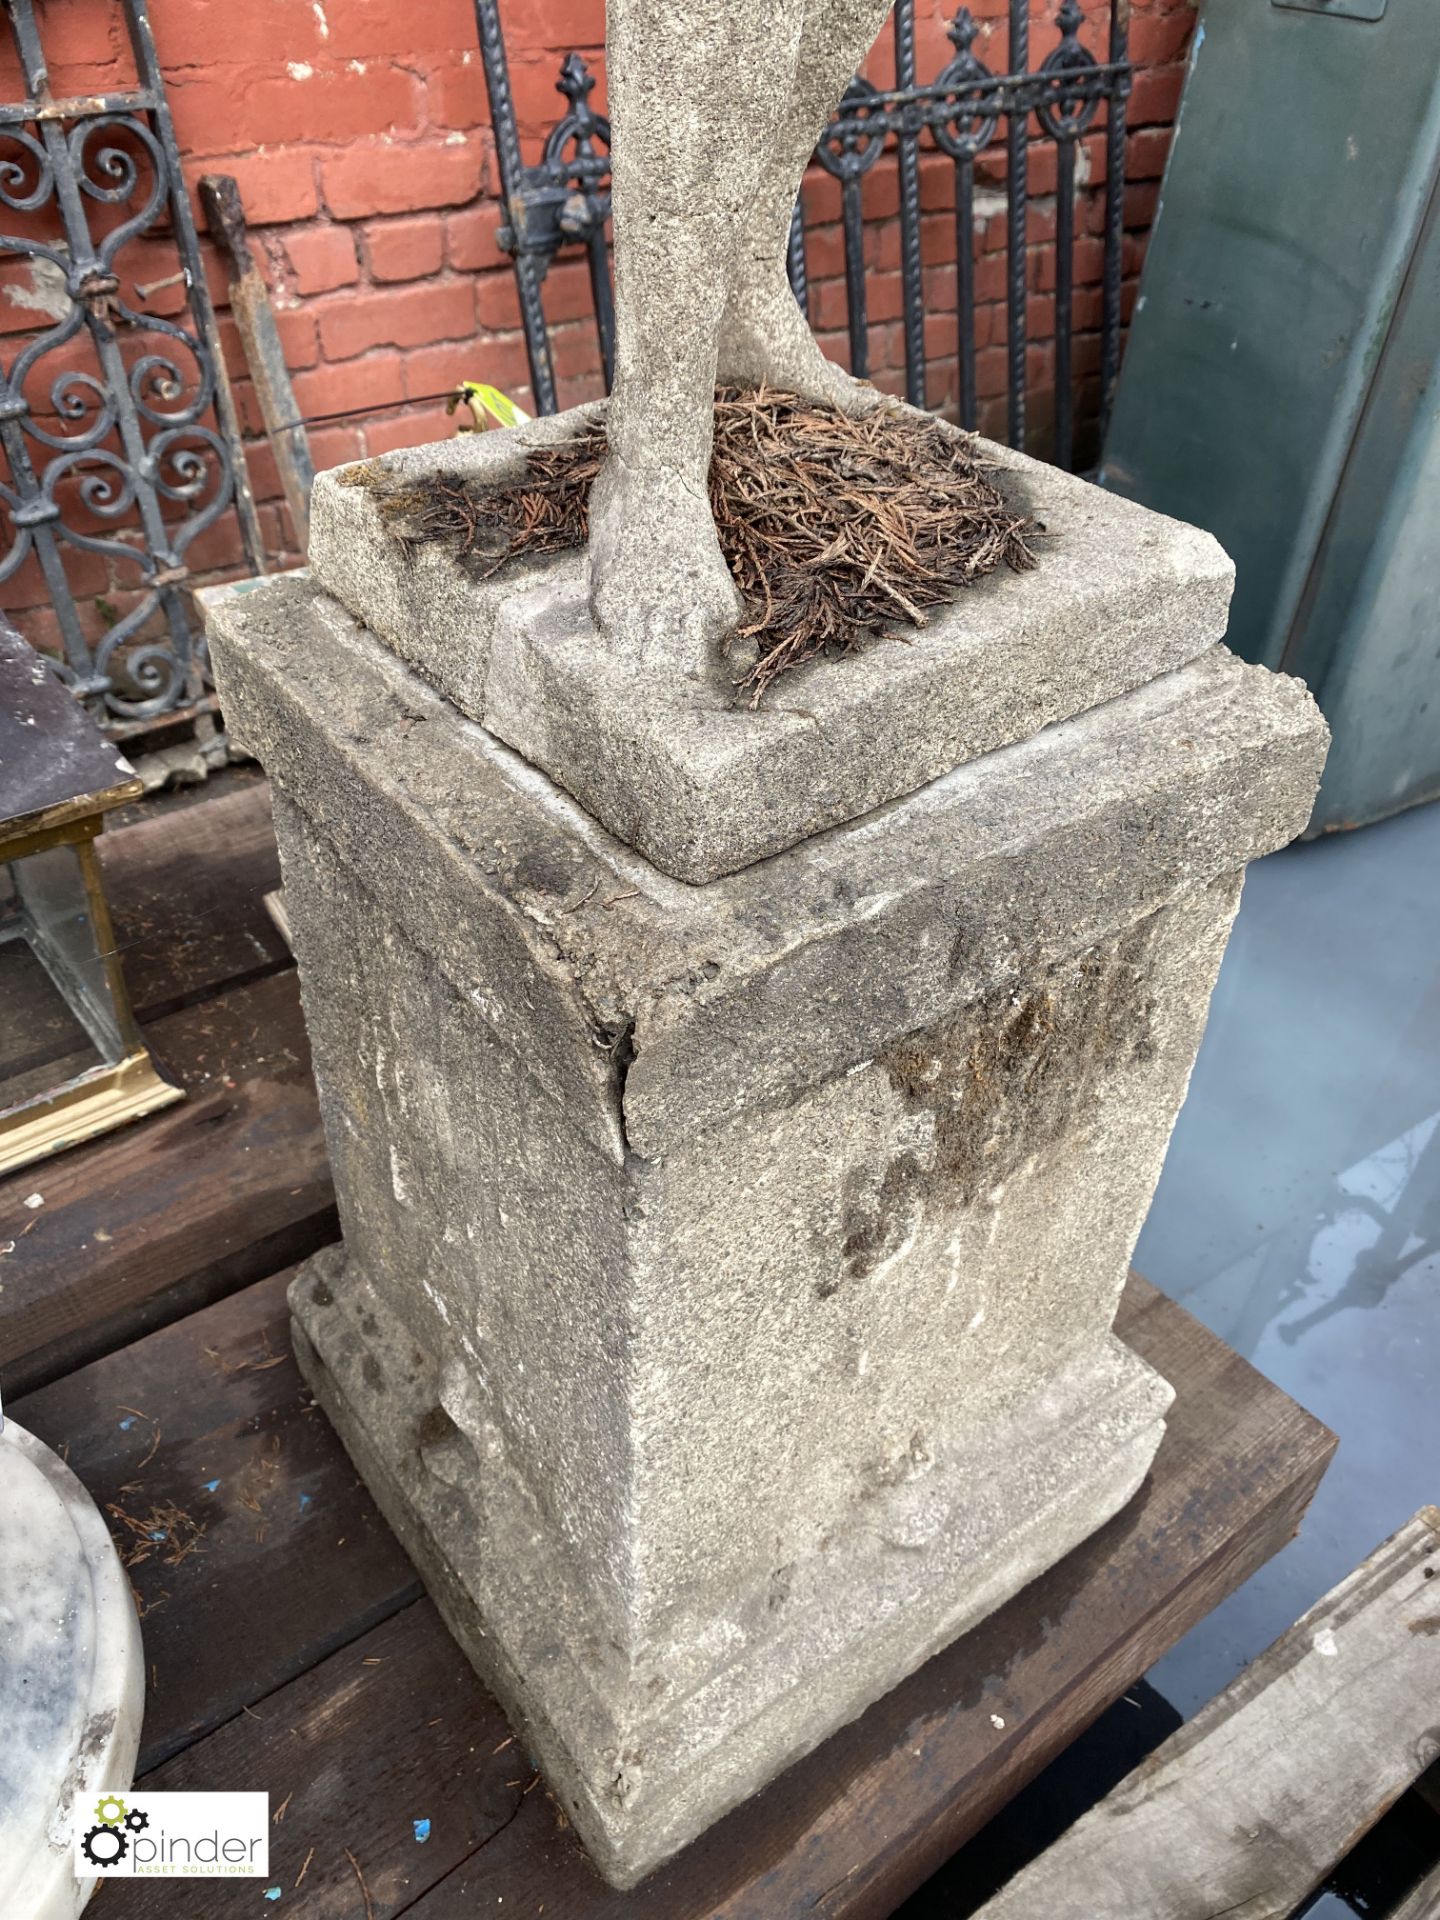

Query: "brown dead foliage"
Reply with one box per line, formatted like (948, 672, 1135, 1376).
(106, 1497, 206, 1571)
(363, 387, 1038, 701)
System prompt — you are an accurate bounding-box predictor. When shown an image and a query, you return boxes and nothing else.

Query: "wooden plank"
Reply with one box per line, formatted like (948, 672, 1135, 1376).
(93, 1273, 1336, 1918)
(0, 777, 286, 1086)
(101, 776, 287, 1022)
(12, 1266, 419, 1772)
(135, 1600, 519, 1909)
(0, 968, 335, 1394)
(1392, 1861, 1440, 1920)
(977, 1508, 1440, 1920)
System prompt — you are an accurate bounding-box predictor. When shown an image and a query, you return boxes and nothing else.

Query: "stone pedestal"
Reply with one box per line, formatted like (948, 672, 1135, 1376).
(205, 414, 1327, 1886)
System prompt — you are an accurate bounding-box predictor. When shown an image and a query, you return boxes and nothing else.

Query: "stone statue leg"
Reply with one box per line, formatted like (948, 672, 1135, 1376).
(717, 0, 896, 413)
(589, 0, 807, 676)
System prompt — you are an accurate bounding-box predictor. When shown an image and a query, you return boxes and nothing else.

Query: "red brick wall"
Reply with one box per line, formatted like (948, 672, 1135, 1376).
(0, 0, 1195, 654)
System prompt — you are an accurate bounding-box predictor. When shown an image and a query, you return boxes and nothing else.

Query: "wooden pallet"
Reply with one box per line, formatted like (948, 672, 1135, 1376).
(977, 1509, 1440, 1920)
(1395, 1861, 1440, 1920)
(0, 779, 1339, 1917)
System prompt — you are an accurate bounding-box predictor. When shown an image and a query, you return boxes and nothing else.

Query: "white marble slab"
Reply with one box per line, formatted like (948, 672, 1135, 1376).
(0, 1419, 143, 1919)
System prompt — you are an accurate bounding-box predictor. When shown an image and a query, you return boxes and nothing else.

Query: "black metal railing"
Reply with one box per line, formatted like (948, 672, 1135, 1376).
(0, 0, 260, 734)
(474, 0, 1131, 471)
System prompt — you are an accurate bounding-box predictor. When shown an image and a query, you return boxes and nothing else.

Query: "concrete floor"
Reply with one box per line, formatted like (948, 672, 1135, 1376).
(1139, 796, 1440, 1719)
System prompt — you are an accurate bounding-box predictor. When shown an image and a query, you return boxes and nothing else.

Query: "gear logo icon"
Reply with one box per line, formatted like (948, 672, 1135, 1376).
(81, 1823, 129, 1869)
(81, 1793, 138, 1871)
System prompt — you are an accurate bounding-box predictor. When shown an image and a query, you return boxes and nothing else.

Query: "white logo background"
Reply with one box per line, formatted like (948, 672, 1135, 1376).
(75, 1792, 269, 1878)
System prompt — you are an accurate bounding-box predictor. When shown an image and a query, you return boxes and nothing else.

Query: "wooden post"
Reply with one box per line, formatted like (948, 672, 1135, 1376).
(199, 173, 315, 552)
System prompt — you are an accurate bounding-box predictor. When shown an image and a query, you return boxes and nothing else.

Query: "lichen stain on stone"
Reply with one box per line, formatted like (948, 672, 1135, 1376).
(841, 917, 1160, 1281)
(77, 1707, 117, 1759)
(838, 1154, 927, 1287)
(417, 1403, 455, 1452)
(335, 460, 385, 491)
(509, 846, 582, 900)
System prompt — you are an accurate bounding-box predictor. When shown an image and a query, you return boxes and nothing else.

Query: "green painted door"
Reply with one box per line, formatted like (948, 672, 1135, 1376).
(1102, 0, 1440, 833)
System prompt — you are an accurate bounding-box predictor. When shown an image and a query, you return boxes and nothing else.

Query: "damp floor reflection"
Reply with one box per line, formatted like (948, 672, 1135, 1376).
(1138, 797, 1440, 1720)
(904, 797, 1440, 1918)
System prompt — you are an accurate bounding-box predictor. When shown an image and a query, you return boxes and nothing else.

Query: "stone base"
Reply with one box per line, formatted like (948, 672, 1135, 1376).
(205, 570, 1328, 1887)
(305, 407, 1236, 882)
(291, 1245, 1172, 1887)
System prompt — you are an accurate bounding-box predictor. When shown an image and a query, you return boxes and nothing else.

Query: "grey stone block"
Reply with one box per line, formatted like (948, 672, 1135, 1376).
(204, 571, 1328, 1885)
(293, 1247, 1169, 1886)
(205, 575, 1324, 1163)
(306, 406, 1236, 881)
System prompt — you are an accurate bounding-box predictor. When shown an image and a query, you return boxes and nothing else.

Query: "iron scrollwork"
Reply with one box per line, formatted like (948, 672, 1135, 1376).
(1036, 0, 1104, 140)
(477, 1, 613, 417)
(472, 0, 1133, 470)
(0, 0, 261, 731)
(816, 78, 888, 379)
(933, 12, 1003, 163)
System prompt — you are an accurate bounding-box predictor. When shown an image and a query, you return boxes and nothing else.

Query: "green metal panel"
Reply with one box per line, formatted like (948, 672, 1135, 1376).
(1101, 0, 1440, 832)
(1289, 179, 1440, 829)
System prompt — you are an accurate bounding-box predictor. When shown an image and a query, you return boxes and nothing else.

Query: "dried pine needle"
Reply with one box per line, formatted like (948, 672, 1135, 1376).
(367, 386, 1038, 701)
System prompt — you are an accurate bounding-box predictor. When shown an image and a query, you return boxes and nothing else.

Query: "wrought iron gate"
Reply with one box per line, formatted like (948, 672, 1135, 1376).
(0, 0, 260, 734)
(474, 0, 1130, 472)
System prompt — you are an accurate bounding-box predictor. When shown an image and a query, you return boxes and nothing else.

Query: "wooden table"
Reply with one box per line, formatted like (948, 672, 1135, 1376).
(0, 776, 1337, 1918)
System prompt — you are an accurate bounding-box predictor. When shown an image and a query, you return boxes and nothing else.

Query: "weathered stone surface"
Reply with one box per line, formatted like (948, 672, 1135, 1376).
(306, 406, 1236, 881)
(205, 570, 1327, 1883)
(205, 574, 1323, 1162)
(293, 1248, 1169, 1886)
(589, 0, 894, 675)
(306, 407, 601, 720)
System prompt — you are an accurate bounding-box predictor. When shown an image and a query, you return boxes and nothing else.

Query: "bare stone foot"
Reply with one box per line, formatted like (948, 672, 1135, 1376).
(718, 263, 896, 417)
(587, 454, 742, 680)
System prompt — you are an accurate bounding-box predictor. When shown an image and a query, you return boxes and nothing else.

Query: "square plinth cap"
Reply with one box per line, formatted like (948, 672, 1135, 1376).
(307, 403, 1235, 884)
